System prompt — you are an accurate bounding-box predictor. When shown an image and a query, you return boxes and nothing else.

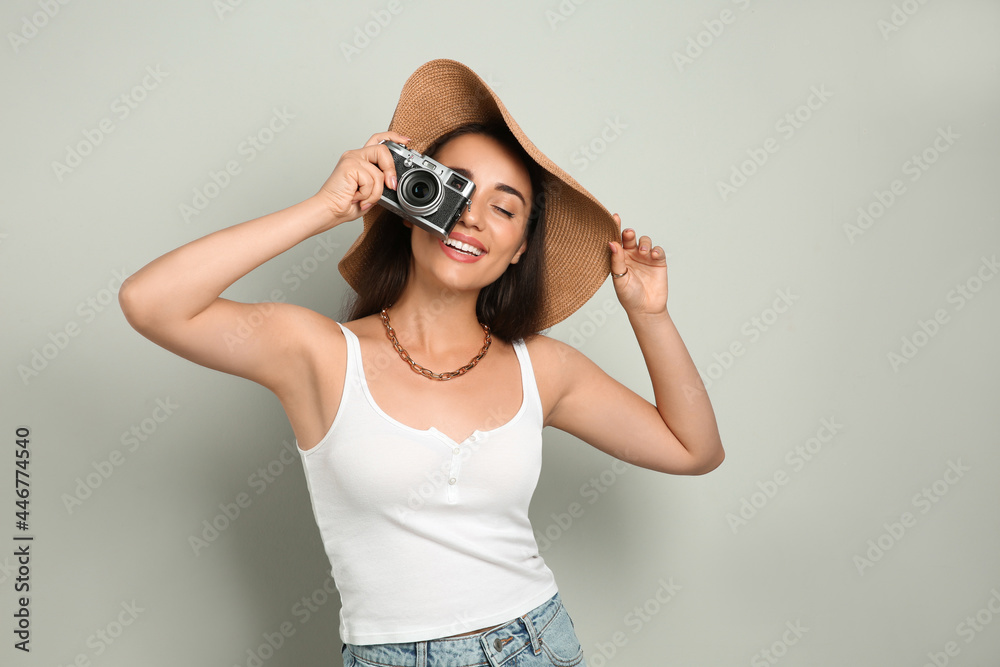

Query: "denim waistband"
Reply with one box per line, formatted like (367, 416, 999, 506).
(345, 591, 563, 667)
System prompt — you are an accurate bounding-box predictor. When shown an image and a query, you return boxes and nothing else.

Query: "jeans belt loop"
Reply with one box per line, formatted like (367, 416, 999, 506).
(416, 640, 428, 667)
(519, 612, 542, 655)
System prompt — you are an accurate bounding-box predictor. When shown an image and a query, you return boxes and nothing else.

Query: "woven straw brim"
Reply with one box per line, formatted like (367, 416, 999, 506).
(337, 59, 618, 332)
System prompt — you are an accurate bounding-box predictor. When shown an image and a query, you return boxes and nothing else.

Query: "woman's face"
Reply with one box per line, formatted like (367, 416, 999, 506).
(405, 132, 533, 292)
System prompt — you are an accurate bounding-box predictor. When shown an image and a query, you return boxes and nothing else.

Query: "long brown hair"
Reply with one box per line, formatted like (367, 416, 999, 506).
(339, 123, 549, 343)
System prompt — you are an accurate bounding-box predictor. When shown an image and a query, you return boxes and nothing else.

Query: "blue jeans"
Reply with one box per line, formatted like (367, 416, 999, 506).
(342, 592, 587, 666)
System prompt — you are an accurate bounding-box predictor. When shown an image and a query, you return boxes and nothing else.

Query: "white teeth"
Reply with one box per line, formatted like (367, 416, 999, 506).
(444, 238, 483, 256)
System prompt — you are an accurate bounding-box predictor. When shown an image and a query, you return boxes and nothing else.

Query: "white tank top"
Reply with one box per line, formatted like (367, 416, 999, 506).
(296, 322, 559, 645)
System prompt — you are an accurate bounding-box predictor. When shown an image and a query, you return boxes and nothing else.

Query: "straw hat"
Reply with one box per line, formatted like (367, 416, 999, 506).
(337, 58, 618, 332)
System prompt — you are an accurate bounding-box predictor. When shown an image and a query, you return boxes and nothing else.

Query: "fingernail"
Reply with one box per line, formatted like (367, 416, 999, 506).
(389, 175, 397, 189)
(609, 241, 617, 254)
(361, 202, 373, 211)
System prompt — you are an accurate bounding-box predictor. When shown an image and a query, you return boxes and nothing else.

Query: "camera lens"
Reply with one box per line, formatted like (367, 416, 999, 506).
(398, 169, 444, 216)
(408, 175, 437, 203)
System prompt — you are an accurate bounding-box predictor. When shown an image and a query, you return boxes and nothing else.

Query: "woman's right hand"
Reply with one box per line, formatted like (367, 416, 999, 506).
(120, 131, 413, 403)
(313, 131, 412, 230)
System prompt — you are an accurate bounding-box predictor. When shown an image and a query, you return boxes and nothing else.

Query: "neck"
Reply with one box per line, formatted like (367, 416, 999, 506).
(384, 274, 486, 359)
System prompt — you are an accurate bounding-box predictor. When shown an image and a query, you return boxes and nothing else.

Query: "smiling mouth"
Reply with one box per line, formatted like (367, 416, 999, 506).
(442, 237, 485, 256)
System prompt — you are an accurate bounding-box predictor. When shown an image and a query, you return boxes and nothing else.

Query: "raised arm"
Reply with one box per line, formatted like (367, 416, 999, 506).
(543, 214, 725, 475)
(118, 131, 410, 394)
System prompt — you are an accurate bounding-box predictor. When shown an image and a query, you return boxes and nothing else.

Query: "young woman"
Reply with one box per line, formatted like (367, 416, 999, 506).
(120, 60, 723, 667)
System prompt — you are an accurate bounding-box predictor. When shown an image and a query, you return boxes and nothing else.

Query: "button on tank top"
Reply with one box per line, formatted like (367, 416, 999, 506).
(296, 322, 559, 645)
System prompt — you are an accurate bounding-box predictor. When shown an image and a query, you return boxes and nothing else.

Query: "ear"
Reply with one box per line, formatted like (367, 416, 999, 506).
(510, 238, 528, 264)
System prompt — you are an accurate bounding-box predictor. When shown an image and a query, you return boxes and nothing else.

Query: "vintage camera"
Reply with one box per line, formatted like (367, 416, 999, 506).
(377, 140, 476, 239)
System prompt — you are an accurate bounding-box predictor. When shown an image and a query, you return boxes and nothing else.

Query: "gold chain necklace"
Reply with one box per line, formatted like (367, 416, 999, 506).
(380, 306, 492, 381)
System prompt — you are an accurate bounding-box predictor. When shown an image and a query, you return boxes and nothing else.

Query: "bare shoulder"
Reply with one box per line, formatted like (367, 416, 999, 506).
(522, 332, 596, 426)
(271, 301, 346, 357)
(256, 301, 348, 396)
(522, 331, 593, 374)
(291, 310, 386, 387)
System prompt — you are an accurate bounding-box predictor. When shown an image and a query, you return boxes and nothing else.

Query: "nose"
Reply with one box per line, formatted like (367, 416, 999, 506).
(457, 192, 484, 231)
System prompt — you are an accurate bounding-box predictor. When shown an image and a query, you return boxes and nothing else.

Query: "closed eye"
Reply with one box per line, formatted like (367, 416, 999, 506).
(493, 205, 514, 218)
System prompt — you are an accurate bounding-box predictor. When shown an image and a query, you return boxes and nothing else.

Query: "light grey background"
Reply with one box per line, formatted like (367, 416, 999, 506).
(3, 1, 999, 665)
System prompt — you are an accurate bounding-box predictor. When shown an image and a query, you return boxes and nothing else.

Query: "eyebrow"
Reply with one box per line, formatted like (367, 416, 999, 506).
(452, 167, 527, 207)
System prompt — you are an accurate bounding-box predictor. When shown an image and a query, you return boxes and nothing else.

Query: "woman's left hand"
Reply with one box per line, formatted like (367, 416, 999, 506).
(608, 213, 669, 317)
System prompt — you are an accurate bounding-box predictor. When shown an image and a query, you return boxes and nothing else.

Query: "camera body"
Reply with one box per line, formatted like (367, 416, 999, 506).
(377, 140, 476, 240)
